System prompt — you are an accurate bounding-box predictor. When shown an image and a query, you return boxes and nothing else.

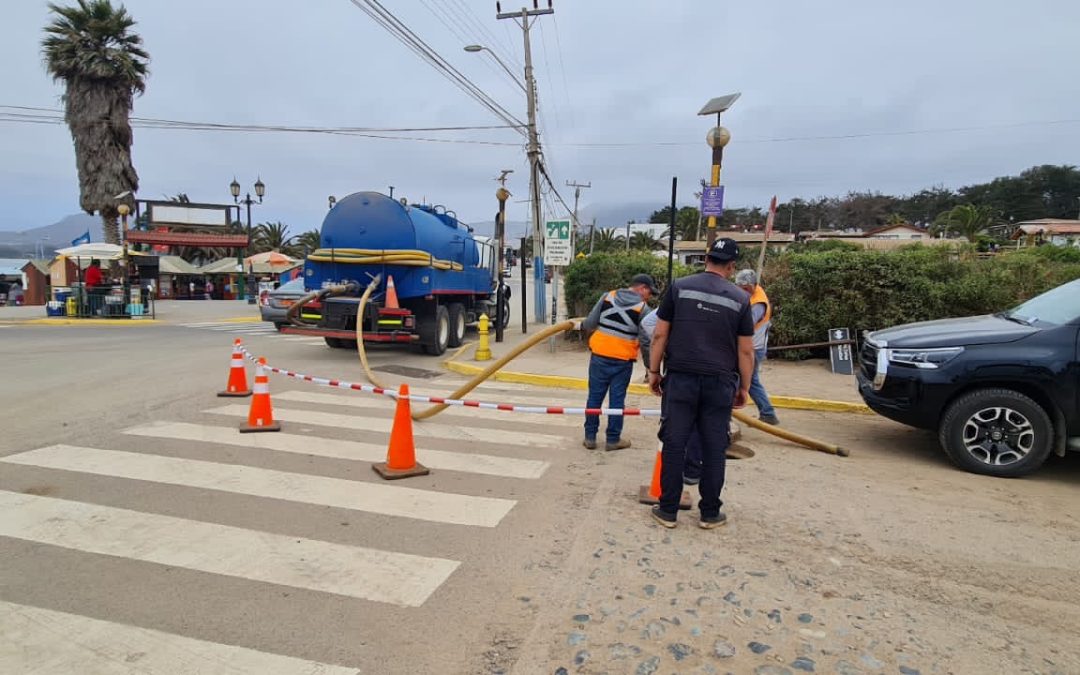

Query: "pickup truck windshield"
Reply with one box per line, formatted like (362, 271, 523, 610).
(1002, 278, 1080, 326)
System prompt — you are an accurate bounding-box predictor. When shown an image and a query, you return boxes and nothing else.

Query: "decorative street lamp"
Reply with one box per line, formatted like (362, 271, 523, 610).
(698, 93, 740, 249)
(230, 177, 267, 304)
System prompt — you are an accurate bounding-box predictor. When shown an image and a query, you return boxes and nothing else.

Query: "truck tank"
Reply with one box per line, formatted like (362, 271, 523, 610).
(304, 191, 492, 299)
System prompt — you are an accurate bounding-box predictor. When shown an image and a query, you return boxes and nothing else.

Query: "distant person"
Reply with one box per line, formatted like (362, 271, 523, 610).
(734, 269, 779, 425)
(581, 273, 658, 451)
(85, 259, 103, 289)
(189, 280, 195, 298)
(8, 281, 23, 306)
(206, 280, 214, 299)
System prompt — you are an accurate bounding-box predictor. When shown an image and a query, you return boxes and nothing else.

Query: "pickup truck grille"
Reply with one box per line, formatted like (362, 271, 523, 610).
(860, 341, 879, 379)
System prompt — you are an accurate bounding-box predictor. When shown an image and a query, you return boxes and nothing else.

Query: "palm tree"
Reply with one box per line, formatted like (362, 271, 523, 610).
(629, 231, 661, 251)
(252, 221, 293, 253)
(42, 0, 149, 245)
(933, 204, 999, 242)
(292, 230, 321, 258)
(591, 228, 625, 253)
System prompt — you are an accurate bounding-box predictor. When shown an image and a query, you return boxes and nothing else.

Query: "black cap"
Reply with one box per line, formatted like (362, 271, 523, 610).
(706, 237, 739, 262)
(630, 273, 659, 295)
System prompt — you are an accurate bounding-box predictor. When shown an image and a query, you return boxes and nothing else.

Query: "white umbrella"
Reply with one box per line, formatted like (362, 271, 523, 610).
(55, 242, 124, 260)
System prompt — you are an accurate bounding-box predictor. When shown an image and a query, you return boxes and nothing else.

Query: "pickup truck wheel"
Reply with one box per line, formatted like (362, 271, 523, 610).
(420, 305, 449, 355)
(325, 337, 343, 348)
(447, 303, 466, 348)
(939, 389, 1053, 477)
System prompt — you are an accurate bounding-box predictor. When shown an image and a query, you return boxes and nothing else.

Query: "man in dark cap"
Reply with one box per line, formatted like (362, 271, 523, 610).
(581, 273, 658, 451)
(647, 238, 754, 529)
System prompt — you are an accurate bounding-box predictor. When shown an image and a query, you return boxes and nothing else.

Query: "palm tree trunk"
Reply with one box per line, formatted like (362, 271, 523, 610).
(100, 209, 120, 246)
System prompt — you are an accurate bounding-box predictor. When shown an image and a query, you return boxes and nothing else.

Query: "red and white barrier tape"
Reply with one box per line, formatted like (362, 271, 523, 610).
(235, 344, 660, 417)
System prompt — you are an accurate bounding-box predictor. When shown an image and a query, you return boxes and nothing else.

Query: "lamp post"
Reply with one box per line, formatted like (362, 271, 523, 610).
(698, 93, 740, 250)
(465, 42, 542, 324)
(230, 177, 266, 304)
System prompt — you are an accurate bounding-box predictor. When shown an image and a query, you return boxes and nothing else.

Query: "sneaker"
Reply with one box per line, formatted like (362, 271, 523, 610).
(605, 438, 631, 451)
(650, 505, 677, 528)
(683, 475, 700, 486)
(698, 512, 728, 529)
(583, 437, 597, 450)
(759, 413, 780, 426)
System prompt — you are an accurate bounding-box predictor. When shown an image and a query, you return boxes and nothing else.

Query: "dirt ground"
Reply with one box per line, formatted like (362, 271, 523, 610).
(503, 359, 1080, 675)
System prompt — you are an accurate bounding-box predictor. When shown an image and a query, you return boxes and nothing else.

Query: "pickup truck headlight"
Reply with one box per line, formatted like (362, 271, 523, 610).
(888, 346, 964, 369)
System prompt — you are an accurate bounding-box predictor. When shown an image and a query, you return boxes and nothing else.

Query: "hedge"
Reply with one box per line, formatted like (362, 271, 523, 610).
(563, 244, 1080, 350)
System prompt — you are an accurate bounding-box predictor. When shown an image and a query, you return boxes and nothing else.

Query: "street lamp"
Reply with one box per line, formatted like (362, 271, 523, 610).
(699, 93, 740, 249)
(230, 176, 267, 304)
(464, 45, 527, 92)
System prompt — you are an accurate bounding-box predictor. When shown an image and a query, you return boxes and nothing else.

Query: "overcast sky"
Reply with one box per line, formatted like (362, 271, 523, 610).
(3, 0, 1080, 236)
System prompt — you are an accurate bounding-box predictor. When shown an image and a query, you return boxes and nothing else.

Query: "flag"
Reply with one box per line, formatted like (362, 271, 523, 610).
(764, 196, 777, 238)
(70, 230, 90, 246)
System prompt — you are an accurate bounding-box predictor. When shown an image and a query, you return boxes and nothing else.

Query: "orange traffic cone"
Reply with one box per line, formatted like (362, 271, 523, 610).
(218, 338, 252, 397)
(373, 383, 429, 479)
(384, 275, 400, 309)
(638, 440, 691, 509)
(239, 357, 281, 433)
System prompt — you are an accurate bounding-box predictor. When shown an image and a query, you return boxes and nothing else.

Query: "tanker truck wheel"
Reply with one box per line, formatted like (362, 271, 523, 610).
(447, 303, 466, 348)
(500, 298, 511, 329)
(420, 305, 450, 356)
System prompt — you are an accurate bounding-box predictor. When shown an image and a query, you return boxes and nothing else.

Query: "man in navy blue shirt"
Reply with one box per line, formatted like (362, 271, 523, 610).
(646, 237, 755, 529)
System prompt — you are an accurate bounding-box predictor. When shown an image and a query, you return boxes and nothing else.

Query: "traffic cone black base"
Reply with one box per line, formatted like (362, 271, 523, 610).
(240, 421, 281, 434)
(637, 485, 693, 509)
(372, 461, 430, 480)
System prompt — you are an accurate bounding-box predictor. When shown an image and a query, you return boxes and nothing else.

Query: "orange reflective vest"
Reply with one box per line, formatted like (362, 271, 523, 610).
(749, 285, 772, 349)
(588, 290, 645, 361)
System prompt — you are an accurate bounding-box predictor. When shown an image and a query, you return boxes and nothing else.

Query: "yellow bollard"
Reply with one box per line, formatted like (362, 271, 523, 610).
(475, 313, 492, 361)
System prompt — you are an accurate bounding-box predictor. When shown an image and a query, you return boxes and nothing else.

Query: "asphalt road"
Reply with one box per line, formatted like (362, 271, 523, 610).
(0, 290, 632, 674)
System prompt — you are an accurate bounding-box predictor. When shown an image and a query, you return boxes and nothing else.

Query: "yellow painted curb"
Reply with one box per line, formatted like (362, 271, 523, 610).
(19, 318, 160, 326)
(444, 359, 872, 414)
(220, 316, 263, 323)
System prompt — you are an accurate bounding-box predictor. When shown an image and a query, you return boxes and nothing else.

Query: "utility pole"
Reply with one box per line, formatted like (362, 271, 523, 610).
(566, 179, 591, 251)
(498, 0, 553, 325)
(588, 217, 596, 254)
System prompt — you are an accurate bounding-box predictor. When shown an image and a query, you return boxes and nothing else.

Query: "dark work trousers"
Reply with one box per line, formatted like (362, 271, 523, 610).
(584, 354, 635, 443)
(683, 426, 705, 481)
(657, 370, 736, 518)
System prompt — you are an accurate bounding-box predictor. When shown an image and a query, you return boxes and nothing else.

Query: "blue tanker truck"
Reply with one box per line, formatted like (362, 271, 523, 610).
(282, 191, 509, 355)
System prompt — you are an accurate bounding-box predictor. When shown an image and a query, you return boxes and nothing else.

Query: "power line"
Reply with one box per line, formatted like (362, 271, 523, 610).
(547, 118, 1080, 148)
(444, 0, 522, 71)
(551, 14, 574, 129)
(0, 108, 523, 146)
(345, 0, 527, 134)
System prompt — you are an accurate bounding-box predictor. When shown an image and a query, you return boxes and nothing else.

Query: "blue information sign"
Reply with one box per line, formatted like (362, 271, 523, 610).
(701, 186, 725, 217)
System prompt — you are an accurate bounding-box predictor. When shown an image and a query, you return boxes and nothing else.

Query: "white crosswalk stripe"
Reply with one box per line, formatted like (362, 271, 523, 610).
(0, 445, 516, 527)
(124, 421, 550, 479)
(0, 491, 458, 606)
(205, 403, 571, 447)
(0, 600, 360, 674)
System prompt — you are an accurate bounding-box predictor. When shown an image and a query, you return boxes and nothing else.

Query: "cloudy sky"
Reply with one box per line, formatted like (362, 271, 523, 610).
(3, 0, 1080, 237)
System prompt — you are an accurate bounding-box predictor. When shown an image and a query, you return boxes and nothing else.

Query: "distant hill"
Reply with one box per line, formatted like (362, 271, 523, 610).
(0, 213, 99, 257)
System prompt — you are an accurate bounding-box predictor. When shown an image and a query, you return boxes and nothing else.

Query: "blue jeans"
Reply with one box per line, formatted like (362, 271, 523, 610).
(584, 354, 634, 443)
(749, 348, 775, 417)
(657, 371, 735, 518)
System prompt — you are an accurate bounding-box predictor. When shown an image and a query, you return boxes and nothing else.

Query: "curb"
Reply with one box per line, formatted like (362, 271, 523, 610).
(444, 359, 872, 414)
(220, 316, 263, 323)
(11, 318, 160, 326)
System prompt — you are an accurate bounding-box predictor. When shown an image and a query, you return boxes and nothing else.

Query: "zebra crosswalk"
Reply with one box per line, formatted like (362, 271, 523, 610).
(0, 380, 595, 673)
(179, 321, 326, 344)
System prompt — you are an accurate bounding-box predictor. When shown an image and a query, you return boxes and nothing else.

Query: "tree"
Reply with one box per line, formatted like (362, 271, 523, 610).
(252, 221, 293, 253)
(933, 204, 1000, 242)
(292, 230, 321, 258)
(42, 0, 149, 246)
(629, 231, 661, 251)
(591, 228, 624, 253)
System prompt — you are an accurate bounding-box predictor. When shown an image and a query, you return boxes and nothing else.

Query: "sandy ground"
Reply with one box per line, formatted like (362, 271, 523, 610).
(499, 347, 1080, 675)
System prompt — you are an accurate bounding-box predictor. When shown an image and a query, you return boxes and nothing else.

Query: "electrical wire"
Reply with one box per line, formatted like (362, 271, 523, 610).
(345, 0, 527, 134)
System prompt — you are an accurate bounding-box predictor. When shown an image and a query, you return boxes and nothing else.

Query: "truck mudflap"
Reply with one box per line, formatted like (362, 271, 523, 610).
(279, 325, 418, 343)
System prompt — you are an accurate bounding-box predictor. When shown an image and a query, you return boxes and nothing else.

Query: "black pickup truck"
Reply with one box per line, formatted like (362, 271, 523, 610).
(857, 278, 1080, 477)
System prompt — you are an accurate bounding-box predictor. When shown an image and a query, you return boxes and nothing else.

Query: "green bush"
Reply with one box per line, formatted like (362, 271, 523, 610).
(563, 252, 691, 316)
(764, 244, 1080, 349)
